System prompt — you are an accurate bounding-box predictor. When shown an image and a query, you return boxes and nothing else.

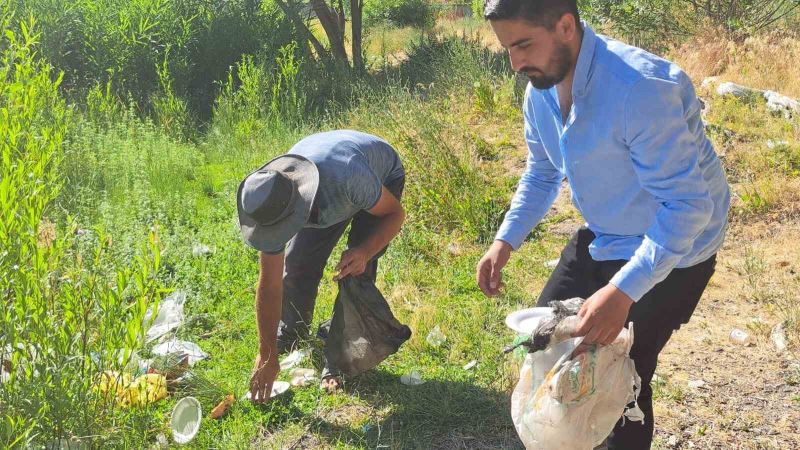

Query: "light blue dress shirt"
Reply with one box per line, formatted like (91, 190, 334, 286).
(495, 24, 731, 301)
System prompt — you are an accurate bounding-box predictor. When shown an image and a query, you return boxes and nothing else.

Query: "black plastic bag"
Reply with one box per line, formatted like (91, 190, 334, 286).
(317, 275, 411, 377)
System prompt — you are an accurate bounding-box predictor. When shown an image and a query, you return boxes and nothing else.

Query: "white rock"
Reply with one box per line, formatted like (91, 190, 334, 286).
(688, 379, 705, 389)
(764, 90, 800, 119)
(771, 322, 788, 352)
(716, 81, 761, 98)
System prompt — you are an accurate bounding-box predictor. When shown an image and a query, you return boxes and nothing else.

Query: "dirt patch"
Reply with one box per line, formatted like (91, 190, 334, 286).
(315, 403, 374, 428)
(653, 218, 800, 449)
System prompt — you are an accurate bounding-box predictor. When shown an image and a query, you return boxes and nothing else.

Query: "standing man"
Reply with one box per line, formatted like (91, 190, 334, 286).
(475, 1, 730, 448)
(238, 130, 406, 401)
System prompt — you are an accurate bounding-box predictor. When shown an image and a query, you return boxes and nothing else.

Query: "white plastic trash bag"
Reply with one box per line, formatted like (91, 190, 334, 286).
(511, 324, 643, 450)
(144, 291, 186, 342)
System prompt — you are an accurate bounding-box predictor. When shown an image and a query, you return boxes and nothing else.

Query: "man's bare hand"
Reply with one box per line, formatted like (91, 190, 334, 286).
(249, 350, 279, 403)
(476, 240, 513, 297)
(334, 247, 370, 281)
(571, 284, 634, 346)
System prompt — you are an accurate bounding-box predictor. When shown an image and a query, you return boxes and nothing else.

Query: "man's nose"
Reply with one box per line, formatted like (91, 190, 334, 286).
(508, 50, 526, 73)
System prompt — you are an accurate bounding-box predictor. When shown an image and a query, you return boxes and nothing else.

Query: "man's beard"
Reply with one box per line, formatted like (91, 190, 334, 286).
(524, 42, 572, 90)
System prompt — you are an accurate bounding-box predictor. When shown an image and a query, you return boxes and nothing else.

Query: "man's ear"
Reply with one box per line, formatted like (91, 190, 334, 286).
(555, 13, 577, 41)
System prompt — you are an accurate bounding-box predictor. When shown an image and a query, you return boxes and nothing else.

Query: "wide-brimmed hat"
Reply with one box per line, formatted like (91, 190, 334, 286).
(237, 154, 319, 253)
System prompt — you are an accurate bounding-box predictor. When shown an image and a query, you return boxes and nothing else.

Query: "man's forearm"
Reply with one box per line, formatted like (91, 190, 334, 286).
(256, 253, 284, 357)
(357, 210, 405, 258)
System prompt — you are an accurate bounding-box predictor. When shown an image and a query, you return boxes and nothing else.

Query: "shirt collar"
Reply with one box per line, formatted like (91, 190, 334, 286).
(572, 21, 597, 98)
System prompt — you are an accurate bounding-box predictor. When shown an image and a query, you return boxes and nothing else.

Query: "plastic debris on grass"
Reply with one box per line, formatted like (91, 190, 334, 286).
(209, 394, 235, 419)
(145, 291, 186, 343)
(426, 325, 446, 348)
(192, 244, 213, 257)
(463, 360, 478, 370)
(544, 258, 560, 269)
(729, 328, 751, 346)
(400, 371, 425, 386)
(279, 349, 311, 371)
(289, 368, 318, 387)
(152, 339, 208, 366)
(96, 371, 168, 407)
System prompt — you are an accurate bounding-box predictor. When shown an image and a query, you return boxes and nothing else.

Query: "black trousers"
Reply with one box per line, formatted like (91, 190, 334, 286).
(537, 227, 716, 450)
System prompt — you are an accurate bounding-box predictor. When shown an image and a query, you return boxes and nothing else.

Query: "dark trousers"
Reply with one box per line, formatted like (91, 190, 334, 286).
(277, 176, 405, 353)
(537, 227, 716, 450)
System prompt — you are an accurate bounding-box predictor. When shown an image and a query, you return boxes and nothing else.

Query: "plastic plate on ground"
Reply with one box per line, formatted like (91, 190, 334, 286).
(243, 381, 291, 401)
(171, 396, 202, 445)
(505, 307, 555, 334)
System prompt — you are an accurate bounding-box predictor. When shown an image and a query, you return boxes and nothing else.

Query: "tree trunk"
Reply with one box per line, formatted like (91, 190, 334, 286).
(337, 0, 347, 32)
(275, 0, 329, 59)
(311, 0, 349, 64)
(351, 0, 364, 72)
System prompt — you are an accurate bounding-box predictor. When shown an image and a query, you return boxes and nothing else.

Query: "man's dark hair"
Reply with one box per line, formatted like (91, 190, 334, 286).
(483, 0, 580, 30)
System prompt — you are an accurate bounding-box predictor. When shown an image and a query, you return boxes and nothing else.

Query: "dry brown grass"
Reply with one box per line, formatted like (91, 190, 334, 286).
(672, 28, 800, 98)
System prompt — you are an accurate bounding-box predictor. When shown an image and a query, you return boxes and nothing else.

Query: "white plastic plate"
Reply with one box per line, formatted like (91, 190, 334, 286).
(243, 380, 291, 401)
(171, 396, 202, 445)
(505, 307, 555, 334)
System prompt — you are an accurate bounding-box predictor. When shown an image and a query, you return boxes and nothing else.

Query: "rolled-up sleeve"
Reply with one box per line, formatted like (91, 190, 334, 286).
(495, 87, 563, 249)
(610, 77, 714, 301)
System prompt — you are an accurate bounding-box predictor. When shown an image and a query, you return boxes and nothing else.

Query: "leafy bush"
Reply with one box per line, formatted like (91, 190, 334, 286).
(13, 0, 297, 120)
(472, 0, 484, 18)
(365, 0, 435, 29)
(0, 12, 162, 448)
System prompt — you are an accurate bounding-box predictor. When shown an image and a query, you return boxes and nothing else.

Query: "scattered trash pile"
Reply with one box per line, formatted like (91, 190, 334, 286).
(91, 288, 319, 445)
(91, 290, 219, 444)
(94, 291, 208, 408)
(505, 298, 643, 450)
